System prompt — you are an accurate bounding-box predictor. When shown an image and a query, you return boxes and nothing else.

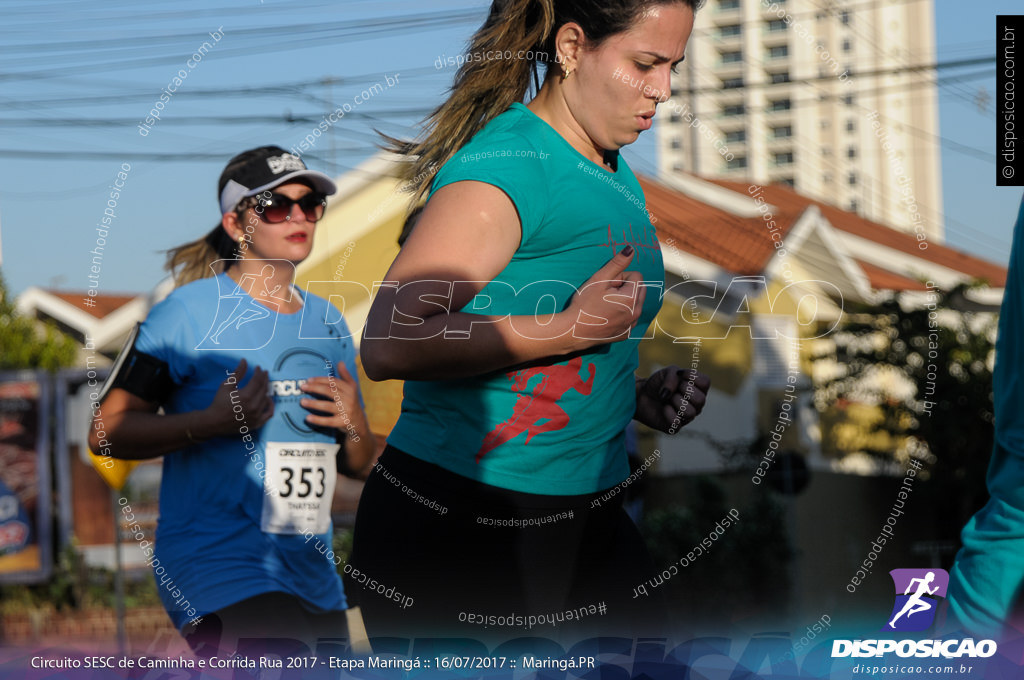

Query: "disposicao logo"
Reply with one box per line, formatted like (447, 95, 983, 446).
(832, 568, 997, 659)
(884, 568, 948, 632)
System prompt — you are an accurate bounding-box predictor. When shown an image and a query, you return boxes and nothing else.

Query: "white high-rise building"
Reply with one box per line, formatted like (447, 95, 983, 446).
(659, 0, 942, 242)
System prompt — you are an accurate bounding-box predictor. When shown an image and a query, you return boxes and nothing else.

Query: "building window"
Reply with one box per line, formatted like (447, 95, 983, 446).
(670, 112, 682, 123)
(769, 98, 791, 112)
(845, 118, 855, 132)
(842, 38, 852, 52)
(672, 163, 684, 172)
(848, 199, 859, 211)
(823, 173, 833, 184)
(724, 129, 747, 143)
(842, 94, 855, 106)
(822, 146, 832, 155)
(820, 120, 830, 129)
(848, 172, 858, 185)
(768, 45, 789, 59)
(839, 10, 850, 25)
(767, 19, 787, 32)
(771, 125, 792, 138)
(847, 146, 857, 159)
(719, 0, 740, 10)
(727, 156, 748, 170)
(722, 77, 744, 89)
(721, 50, 743, 64)
(781, 177, 796, 187)
(723, 103, 745, 117)
(671, 137, 683, 149)
(721, 24, 742, 37)
(770, 71, 791, 84)
(774, 151, 794, 165)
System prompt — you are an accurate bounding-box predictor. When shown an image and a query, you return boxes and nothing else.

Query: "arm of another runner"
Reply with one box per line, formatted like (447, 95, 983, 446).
(89, 358, 274, 460)
(361, 181, 646, 381)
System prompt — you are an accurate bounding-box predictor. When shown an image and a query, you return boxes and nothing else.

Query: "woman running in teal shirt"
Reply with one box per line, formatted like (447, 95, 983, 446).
(351, 0, 710, 641)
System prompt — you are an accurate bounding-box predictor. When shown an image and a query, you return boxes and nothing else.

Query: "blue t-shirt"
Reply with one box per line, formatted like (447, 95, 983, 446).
(135, 271, 361, 630)
(387, 103, 664, 495)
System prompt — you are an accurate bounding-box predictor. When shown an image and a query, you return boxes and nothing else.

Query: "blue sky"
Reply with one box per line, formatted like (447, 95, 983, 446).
(0, 0, 1015, 296)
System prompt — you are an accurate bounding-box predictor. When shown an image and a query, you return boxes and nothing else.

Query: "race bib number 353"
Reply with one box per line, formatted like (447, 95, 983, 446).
(261, 441, 339, 535)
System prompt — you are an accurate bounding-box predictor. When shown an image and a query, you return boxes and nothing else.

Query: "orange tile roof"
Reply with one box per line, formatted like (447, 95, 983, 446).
(639, 175, 805, 275)
(854, 259, 931, 292)
(46, 291, 138, 319)
(700, 178, 1007, 288)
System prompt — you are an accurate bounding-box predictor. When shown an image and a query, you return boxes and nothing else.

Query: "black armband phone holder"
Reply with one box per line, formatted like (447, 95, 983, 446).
(98, 322, 177, 405)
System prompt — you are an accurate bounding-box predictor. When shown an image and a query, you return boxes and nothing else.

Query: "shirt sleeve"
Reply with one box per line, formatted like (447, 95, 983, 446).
(134, 295, 198, 387)
(428, 130, 551, 245)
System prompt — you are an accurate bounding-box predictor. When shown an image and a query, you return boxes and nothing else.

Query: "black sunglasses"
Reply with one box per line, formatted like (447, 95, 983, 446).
(254, 192, 327, 223)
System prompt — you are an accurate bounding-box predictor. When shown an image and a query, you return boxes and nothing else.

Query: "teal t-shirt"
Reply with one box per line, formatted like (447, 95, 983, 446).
(386, 102, 664, 495)
(947, 196, 1024, 635)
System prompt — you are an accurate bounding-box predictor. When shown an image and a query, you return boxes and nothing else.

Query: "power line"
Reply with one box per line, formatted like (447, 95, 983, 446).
(0, 65, 447, 111)
(0, 10, 483, 81)
(670, 56, 993, 97)
(0, 110, 434, 127)
(665, 65, 994, 161)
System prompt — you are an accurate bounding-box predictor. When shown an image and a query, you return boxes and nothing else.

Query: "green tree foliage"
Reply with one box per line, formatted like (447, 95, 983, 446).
(811, 282, 996, 534)
(0, 269, 77, 370)
(0, 541, 160, 616)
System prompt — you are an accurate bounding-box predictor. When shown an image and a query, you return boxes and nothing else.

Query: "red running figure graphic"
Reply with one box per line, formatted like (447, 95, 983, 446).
(476, 356, 596, 461)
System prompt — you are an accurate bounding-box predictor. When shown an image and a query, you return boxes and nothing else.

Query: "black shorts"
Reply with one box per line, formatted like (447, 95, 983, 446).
(348, 444, 665, 645)
(182, 591, 348, 659)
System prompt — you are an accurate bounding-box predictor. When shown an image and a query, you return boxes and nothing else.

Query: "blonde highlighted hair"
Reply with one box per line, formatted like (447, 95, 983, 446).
(165, 196, 260, 287)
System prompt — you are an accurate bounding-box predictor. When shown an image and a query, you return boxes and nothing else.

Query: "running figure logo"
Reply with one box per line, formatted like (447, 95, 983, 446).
(884, 568, 949, 632)
(475, 356, 596, 461)
(196, 260, 295, 351)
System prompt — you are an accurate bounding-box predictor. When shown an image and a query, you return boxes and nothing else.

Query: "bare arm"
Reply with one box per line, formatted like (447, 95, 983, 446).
(88, 358, 274, 460)
(361, 181, 646, 381)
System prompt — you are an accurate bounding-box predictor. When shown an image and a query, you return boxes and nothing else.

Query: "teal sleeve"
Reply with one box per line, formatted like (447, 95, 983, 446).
(428, 131, 551, 244)
(947, 194, 1024, 636)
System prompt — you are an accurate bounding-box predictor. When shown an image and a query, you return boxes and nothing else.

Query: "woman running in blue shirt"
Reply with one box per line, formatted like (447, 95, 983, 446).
(90, 146, 376, 655)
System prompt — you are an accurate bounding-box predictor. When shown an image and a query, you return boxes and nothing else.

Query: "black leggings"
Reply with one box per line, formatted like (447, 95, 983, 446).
(182, 591, 349, 659)
(348, 445, 665, 644)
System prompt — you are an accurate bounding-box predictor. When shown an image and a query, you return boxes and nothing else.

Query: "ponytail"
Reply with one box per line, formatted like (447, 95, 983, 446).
(165, 221, 239, 287)
(386, 0, 556, 205)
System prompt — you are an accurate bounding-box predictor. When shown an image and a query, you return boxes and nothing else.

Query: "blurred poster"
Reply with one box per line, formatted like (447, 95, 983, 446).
(0, 372, 52, 582)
